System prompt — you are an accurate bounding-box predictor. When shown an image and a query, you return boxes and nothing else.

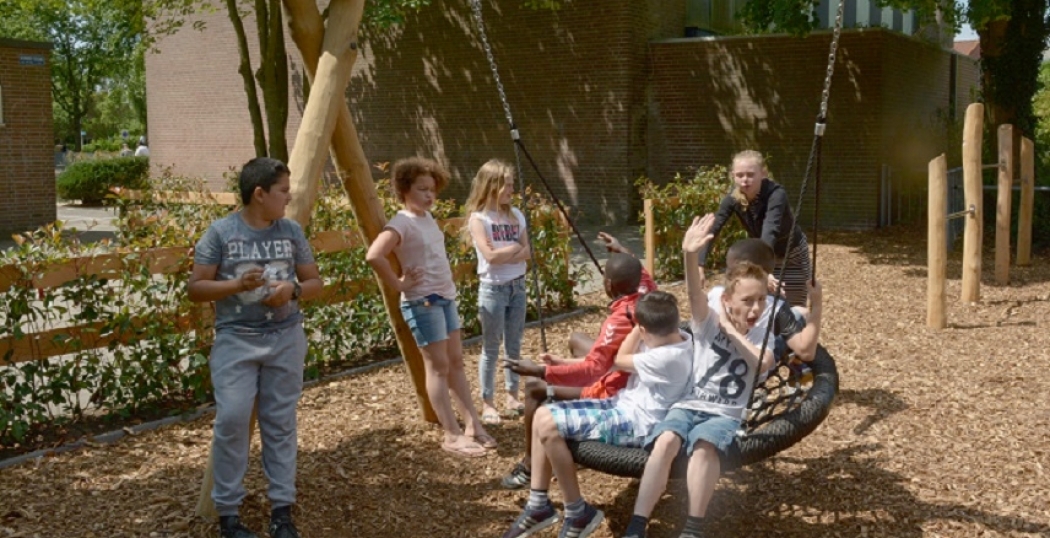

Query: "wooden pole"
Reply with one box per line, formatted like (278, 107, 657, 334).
(961, 103, 983, 303)
(1017, 137, 1034, 266)
(282, 0, 435, 423)
(284, 0, 359, 226)
(927, 154, 947, 329)
(643, 199, 655, 276)
(994, 124, 1013, 285)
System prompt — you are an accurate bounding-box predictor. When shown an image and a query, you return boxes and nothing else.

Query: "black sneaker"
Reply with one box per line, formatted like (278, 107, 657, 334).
(219, 516, 259, 538)
(500, 461, 531, 490)
(268, 514, 301, 538)
(557, 503, 604, 538)
(501, 502, 560, 538)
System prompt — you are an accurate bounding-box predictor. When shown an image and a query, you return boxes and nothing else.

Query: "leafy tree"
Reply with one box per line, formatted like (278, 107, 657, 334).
(740, 0, 1050, 138)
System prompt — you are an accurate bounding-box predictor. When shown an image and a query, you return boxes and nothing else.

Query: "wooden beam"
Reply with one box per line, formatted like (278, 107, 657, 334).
(283, 0, 436, 428)
(995, 124, 1013, 285)
(927, 154, 947, 329)
(961, 103, 983, 303)
(1017, 137, 1034, 266)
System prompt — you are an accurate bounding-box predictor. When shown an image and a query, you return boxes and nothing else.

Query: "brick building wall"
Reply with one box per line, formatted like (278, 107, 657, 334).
(146, 5, 976, 228)
(0, 39, 55, 234)
(647, 28, 979, 229)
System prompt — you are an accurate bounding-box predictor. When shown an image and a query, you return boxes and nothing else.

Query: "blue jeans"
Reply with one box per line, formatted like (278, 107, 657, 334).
(477, 277, 526, 401)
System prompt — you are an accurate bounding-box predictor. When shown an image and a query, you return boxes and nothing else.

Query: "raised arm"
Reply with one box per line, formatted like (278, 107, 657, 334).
(683, 214, 716, 323)
(697, 194, 734, 265)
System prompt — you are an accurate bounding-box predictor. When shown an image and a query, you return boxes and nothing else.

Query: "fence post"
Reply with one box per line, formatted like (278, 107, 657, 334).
(961, 103, 983, 303)
(1017, 137, 1035, 266)
(643, 199, 655, 276)
(995, 124, 1013, 285)
(928, 155, 947, 329)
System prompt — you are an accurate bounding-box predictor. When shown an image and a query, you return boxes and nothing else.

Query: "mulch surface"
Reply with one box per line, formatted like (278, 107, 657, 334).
(2, 224, 1048, 537)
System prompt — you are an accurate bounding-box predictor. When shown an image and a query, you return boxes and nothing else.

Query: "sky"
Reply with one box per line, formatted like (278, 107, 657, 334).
(956, 22, 978, 41)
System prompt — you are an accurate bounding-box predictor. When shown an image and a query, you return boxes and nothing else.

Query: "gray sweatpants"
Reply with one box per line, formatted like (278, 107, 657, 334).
(209, 324, 307, 516)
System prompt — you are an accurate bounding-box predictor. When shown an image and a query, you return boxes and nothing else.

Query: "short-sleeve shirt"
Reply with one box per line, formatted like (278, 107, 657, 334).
(193, 213, 315, 332)
(471, 207, 527, 284)
(674, 311, 759, 420)
(385, 209, 457, 302)
(613, 331, 694, 437)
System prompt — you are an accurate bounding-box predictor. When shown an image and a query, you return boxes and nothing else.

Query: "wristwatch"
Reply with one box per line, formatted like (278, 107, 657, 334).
(291, 281, 302, 300)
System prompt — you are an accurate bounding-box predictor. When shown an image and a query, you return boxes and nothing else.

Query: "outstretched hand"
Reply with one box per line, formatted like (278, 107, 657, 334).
(598, 232, 626, 254)
(503, 357, 546, 378)
(683, 214, 715, 253)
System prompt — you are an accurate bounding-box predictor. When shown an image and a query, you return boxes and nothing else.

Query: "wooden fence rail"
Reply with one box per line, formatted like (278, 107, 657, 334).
(1, 190, 571, 365)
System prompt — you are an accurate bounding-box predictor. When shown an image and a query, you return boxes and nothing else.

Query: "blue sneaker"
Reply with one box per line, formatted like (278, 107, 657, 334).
(557, 503, 604, 538)
(501, 502, 560, 538)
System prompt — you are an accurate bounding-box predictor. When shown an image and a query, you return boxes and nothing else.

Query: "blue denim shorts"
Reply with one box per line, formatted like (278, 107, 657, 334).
(400, 295, 461, 347)
(645, 407, 740, 457)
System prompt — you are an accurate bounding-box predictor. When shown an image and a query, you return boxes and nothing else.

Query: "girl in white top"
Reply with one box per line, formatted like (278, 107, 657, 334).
(366, 157, 494, 458)
(463, 159, 531, 424)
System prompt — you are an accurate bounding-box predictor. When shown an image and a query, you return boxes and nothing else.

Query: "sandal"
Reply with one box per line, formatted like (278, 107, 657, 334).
(441, 439, 487, 458)
(482, 410, 502, 425)
(473, 433, 498, 449)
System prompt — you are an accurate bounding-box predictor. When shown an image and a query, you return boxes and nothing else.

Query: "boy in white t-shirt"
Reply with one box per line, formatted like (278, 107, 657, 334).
(623, 214, 777, 538)
(500, 291, 693, 538)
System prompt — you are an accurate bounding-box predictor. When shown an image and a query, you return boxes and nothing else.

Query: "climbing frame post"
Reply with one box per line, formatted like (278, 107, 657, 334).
(995, 124, 1013, 286)
(961, 103, 983, 303)
(927, 154, 947, 329)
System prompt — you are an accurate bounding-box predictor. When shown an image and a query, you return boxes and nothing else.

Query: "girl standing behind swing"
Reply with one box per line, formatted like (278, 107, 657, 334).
(366, 157, 495, 457)
(699, 150, 812, 308)
(463, 159, 531, 425)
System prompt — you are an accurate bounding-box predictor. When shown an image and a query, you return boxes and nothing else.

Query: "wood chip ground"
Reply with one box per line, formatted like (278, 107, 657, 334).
(1, 225, 1048, 537)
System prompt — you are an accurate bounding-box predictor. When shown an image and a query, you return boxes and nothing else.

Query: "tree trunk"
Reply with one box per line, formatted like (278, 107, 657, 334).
(282, 0, 437, 422)
(977, 0, 1050, 139)
(226, 0, 268, 157)
(254, 0, 290, 163)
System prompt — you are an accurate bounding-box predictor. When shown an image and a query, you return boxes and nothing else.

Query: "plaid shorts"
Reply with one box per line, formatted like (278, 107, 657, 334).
(545, 398, 642, 447)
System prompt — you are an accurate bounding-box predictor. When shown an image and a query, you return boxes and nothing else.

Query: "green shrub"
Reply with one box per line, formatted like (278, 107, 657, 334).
(637, 165, 747, 281)
(56, 156, 150, 204)
(0, 174, 581, 445)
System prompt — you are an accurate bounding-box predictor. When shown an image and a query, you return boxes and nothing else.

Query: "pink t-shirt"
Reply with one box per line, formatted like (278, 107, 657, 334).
(385, 210, 457, 302)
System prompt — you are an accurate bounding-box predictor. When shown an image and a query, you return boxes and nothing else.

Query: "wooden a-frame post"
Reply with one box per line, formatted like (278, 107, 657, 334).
(197, 0, 437, 518)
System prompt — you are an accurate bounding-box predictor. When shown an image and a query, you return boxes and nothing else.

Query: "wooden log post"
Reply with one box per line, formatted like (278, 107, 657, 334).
(961, 103, 983, 303)
(1017, 137, 1035, 266)
(995, 124, 1013, 285)
(284, 0, 359, 225)
(927, 154, 947, 329)
(282, 0, 435, 422)
(643, 199, 655, 276)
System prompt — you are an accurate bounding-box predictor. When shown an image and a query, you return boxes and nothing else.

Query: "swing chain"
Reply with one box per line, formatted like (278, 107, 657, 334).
(817, 0, 846, 133)
(469, 0, 516, 134)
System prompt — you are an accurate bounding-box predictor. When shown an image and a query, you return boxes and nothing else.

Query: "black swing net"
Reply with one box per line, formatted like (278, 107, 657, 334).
(468, 0, 841, 478)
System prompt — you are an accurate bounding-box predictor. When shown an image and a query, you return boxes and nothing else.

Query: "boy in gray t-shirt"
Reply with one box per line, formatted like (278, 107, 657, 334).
(189, 157, 323, 538)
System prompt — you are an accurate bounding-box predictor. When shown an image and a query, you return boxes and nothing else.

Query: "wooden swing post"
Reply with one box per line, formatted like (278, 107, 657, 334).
(961, 103, 983, 303)
(1017, 137, 1035, 266)
(927, 154, 947, 329)
(995, 124, 1013, 285)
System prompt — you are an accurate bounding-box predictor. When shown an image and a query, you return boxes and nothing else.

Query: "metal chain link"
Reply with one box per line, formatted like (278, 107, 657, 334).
(818, 0, 846, 122)
(469, 0, 516, 133)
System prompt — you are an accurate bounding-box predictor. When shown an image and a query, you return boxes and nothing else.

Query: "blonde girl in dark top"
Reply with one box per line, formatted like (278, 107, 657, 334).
(698, 150, 812, 308)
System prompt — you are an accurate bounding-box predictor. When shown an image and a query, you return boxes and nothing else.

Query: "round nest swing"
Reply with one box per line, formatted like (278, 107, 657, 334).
(566, 345, 839, 478)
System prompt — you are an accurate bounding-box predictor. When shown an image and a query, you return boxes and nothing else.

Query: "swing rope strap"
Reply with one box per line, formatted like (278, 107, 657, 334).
(755, 0, 843, 389)
(468, 0, 605, 277)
